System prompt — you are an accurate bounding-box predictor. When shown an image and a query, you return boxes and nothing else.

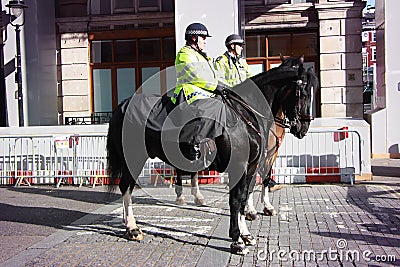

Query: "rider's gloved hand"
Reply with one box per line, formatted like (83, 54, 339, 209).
(215, 82, 230, 95)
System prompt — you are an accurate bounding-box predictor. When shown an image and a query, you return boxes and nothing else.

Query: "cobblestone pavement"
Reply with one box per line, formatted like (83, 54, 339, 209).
(2, 180, 399, 267)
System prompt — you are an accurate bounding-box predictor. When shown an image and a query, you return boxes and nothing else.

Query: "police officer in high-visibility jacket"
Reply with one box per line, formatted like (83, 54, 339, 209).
(171, 23, 219, 105)
(214, 34, 252, 87)
(170, 23, 227, 162)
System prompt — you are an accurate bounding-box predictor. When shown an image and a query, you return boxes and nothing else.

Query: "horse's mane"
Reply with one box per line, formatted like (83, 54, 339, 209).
(250, 66, 299, 89)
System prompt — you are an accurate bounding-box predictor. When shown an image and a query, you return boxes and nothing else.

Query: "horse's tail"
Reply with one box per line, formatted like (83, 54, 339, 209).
(106, 105, 124, 192)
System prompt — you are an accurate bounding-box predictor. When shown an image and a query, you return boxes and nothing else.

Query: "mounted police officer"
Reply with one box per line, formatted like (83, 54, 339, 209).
(171, 22, 219, 105)
(216, 34, 282, 193)
(170, 23, 227, 162)
(214, 34, 252, 87)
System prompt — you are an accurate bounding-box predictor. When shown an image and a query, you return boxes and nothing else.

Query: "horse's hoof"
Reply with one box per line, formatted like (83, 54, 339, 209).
(175, 197, 186, 205)
(241, 234, 256, 246)
(194, 197, 206, 206)
(245, 212, 259, 221)
(263, 207, 277, 216)
(230, 241, 249, 255)
(125, 228, 143, 241)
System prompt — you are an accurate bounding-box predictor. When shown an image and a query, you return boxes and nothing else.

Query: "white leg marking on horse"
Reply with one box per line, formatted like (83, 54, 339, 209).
(238, 214, 251, 236)
(122, 190, 137, 230)
(261, 184, 277, 215)
(246, 192, 257, 214)
(191, 175, 205, 205)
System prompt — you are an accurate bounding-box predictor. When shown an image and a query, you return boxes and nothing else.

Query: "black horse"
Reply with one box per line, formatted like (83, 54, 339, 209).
(106, 61, 313, 255)
(173, 55, 312, 207)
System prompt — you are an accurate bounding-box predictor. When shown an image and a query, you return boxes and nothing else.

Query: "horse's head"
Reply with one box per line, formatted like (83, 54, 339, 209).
(284, 65, 318, 139)
(247, 58, 318, 139)
(279, 54, 304, 69)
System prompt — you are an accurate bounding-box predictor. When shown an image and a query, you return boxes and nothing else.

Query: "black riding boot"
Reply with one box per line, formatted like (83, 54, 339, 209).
(180, 143, 201, 161)
(190, 144, 201, 161)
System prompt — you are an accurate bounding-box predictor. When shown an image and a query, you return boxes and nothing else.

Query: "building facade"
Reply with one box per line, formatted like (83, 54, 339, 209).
(361, 5, 375, 108)
(370, 0, 400, 158)
(1, 0, 366, 126)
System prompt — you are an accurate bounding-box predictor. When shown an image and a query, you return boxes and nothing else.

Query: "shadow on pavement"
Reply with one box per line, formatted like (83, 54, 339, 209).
(7, 186, 120, 204)
(0, 202, 90, 229)
(372, 165, 400, 177)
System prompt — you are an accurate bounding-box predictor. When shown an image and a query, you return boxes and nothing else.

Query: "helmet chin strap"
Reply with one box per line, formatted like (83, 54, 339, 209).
(230, 45, 240, 58)
(187, 37, 208, 59)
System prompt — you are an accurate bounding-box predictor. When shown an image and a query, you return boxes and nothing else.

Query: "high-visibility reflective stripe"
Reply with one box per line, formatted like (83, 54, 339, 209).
(214, 54, 252, 87)
(172, 46, 218, 104)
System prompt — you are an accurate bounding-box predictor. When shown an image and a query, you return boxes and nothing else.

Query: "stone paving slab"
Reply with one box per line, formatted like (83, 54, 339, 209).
(2, 183, 400, 267)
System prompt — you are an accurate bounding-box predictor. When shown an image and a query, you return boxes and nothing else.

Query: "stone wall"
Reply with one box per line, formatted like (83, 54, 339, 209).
(316, 1, 365, 118)
(58, 33, 90, 124)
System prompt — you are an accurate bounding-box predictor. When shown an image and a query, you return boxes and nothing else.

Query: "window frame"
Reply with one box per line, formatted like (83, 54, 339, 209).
(88, 28, 175, 112)
(371, 47, 376, 62)
(245, 30, 320, 117)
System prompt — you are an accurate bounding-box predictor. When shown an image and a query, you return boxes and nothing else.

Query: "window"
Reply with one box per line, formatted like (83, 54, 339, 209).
(162, 0, 174, 12)
(292, 33, 318, 56)
(246, 32, 318, 62)
(93, 69, 112, 113)
(245, 31, 320, 116)
(246, 35, 266, 58)
(114, 40, 136, 62)
(267, 34, 291, 57)
(243, 0, 315, 5)
(89, 29, 175, 112)
(138, 0, 160, 11)
(90, 0, 165, 14)
(163, 37, 176, 60)
(91, 41, 112, 63)
(372, 32, 376, 42)
(139, 38, 161, 61)
(90, 0, 111, 15)
(371, 47, 376, 61)
(243, 0, 264, 5)
(113, 0, 134, 13)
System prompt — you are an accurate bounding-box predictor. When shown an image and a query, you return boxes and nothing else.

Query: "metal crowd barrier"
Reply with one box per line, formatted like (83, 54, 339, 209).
(0, 136, 56, 186)
(0, 129, 363, 187)
(271, 129, 362, 185)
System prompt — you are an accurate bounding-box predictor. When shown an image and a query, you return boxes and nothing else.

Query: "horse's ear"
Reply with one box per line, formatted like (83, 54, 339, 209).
(280, 53, 285, 62)
(299, 55, 304, 63)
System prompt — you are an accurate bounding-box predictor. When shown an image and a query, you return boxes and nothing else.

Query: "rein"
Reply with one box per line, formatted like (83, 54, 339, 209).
(255, 122, 285, 178)
(274, 117, 290, 128)
(220, 91, 262, 137)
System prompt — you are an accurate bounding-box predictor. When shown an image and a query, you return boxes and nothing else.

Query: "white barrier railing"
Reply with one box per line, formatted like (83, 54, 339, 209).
(0, 136, 55, 186)
(0, 129, 363, 187)
(271, 130, 362, 185)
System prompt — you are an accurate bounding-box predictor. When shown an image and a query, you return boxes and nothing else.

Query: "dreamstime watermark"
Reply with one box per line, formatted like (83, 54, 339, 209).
(257, 239, 397, 263)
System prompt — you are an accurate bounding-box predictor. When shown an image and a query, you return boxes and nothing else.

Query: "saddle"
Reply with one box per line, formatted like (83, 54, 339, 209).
(123, 89, 269, 164)
(143, 91, 239, 145)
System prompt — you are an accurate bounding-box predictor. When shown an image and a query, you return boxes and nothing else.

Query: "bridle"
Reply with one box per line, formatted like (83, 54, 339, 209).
(287, 77, 314, 128)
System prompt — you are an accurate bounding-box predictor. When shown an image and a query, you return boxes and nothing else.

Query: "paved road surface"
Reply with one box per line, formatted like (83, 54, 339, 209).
(0, 158, 399, 266)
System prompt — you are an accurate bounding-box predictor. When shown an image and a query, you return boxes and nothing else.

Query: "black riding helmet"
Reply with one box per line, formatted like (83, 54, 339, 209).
(225, 34, 245, 48)
(185, 22, 211, 42)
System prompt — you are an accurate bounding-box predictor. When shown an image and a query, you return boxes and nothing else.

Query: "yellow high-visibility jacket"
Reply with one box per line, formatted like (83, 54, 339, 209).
(214, 52, 252, 87)
(171, 45, 218, 105)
